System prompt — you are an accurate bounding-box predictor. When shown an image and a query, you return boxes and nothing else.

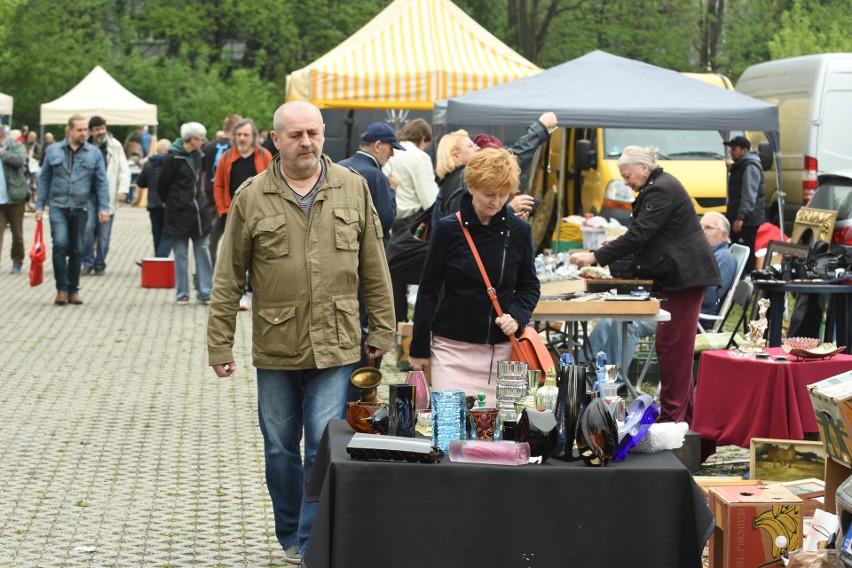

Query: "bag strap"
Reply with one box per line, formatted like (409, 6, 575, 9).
(456, 212, 521, 351)
(34, 219, 43, 243)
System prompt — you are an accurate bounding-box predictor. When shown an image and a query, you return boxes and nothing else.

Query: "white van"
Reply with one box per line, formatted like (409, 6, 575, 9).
(736, 53, 852, 226)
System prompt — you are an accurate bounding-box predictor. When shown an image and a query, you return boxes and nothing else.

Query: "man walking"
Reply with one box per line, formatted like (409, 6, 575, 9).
(136, 138, 172, 258)
(201, 114, 241, 267)
(36, 115, 109, 305)
(82, 116, 130, 276)
(0, 125, 29, 274)
(208, 101, 395, 565)
(724, 135, 765, 274)
(212, 118, 272, 310)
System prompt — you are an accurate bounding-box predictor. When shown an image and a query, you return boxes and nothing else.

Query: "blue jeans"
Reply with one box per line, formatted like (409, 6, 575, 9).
(589, 318, 658, 380)
(171, 235, 212, 301)
(82, 201, 113, 270)
(256, 364, 355, 556)
(48, 207, 88, 293)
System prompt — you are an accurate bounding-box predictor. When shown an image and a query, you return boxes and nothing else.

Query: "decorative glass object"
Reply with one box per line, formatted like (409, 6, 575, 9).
(614, 395, 658, 461)
(469, 408, 499, 441)
(346, 401, 389, 433)
(517, 408, 558, 463)
(495, 361, 529, 438)
(553, 363, 589, 462)
(389, 384, 415, 438)
(431, 390, 466, 452)
(535, 367, 559, 412)
(576, 398, 618, 467)
(448, 439, 530, 466)
(405, 370, 431, 411)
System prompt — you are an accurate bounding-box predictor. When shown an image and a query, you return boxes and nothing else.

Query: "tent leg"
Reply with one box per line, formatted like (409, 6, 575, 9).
(774, 151, 785, 236)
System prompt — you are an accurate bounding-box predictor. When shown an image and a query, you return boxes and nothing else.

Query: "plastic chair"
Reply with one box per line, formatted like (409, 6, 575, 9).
(693, 280, 755, 352)
(698, 243, 750, 333)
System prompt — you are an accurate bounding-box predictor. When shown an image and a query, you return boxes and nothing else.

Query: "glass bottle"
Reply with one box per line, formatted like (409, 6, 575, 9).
(536, 366, 559, 412)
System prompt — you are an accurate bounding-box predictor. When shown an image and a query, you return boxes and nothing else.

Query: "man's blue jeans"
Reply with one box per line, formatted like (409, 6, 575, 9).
(256, 364, 355, 557)
(82, 201, 113, 270)
(48, 207, 88, 293)
(171, 235, 212, 301)
(589, 318, 659, 380)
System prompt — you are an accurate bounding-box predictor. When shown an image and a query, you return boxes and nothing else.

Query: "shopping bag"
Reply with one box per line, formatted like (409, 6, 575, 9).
(511, 326, 553, 372)
(29, 219, 46, 287)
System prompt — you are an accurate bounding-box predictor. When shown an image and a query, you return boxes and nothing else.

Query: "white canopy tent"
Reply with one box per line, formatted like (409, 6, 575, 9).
(0, 91, 12, 124)
(40, 66, 157, 127)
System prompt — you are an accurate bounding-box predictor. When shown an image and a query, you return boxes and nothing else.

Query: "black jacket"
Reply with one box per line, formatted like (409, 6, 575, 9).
(410, 192, 541, 358)
(337, 151, 396, 244)
(158, 150, 212, 239)
(594, 168, 721, 292)
(726, 151, 766, 227)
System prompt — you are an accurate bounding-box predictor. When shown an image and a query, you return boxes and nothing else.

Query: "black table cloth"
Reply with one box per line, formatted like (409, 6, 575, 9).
(304, 420, 713, 568)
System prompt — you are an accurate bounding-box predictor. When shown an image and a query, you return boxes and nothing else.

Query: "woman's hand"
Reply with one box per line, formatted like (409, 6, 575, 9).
(495, 314, 519, 337)
(570, 251, 597, 267)
(509, 193, 534, 217)
(408, 357, 431, 372)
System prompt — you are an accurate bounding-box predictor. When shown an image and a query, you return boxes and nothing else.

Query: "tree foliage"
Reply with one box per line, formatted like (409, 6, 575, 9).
(0, 0, 849, 136)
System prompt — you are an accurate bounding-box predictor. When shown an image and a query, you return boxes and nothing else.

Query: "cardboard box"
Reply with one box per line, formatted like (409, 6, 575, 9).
(824, 456, 852, 513)
(708, 484, 802, 568)
(808, 371, 852, 467)
(141, 258, 175, 288)
(395, 322, 413, 371)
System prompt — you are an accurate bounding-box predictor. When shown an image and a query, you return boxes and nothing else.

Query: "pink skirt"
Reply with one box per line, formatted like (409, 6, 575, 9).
(430, 335, 513, 407)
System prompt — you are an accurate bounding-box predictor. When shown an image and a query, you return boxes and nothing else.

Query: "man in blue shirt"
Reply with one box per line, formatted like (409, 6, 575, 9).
(36, 115, 109, 306)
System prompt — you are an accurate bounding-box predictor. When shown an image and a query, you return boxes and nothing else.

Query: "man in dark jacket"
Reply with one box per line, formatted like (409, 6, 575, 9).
(724, 136, 765, 274)
(0, 125, 29, 274)
(337, 122, 400, 245)
(136, 138, 172, 257)
(158, 122, 212, 305)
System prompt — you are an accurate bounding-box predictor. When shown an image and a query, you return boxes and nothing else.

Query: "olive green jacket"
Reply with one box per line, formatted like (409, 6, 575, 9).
(207, 154, 395, 370)
(1, 138, 28, 203)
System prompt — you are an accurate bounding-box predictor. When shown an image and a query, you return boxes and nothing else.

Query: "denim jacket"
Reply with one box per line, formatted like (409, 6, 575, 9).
(37, 139, 109, 212)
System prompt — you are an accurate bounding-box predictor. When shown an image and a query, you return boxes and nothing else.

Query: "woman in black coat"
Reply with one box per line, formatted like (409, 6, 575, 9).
(571, 145, 720, 425)
(409, 148, 541, 406)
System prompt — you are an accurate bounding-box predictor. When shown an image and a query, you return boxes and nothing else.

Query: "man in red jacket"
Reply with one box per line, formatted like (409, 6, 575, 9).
(213, 118, 272, 310)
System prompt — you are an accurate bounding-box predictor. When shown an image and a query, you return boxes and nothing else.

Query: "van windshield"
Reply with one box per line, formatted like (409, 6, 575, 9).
(603, 129, 726, 160)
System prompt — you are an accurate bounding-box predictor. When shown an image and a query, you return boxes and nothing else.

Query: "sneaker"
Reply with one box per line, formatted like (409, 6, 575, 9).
(9, 264, 22, 274)
(284, 545, 301, 565)
(239, 293, 251, 311)
(94, 268, 105, 276)
(81, 264, 94, 276)
(176, 297, 190, 306)
(198, 297, 211, 305)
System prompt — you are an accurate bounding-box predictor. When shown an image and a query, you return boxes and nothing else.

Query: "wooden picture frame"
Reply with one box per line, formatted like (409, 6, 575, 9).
(749, 438, 825, 482)
(791, 207, 838, 246)
(762, 240, 810, 271)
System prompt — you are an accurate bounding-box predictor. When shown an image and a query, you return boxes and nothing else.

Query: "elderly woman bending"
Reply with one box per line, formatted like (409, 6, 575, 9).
(571, 146, 720, 425)
(409, 148, 541, 405)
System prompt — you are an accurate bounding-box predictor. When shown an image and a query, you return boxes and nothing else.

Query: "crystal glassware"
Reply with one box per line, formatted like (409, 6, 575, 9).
(431, 390, 466, 452)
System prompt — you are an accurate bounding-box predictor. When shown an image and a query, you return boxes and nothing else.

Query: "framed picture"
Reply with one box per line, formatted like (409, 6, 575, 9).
(791, 207, 837, 246)
(762, 240, 810, 271)
(749, 438, 825, 482)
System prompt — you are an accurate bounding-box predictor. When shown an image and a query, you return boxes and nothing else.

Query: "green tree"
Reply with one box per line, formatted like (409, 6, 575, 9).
(768, 0, 852, 59)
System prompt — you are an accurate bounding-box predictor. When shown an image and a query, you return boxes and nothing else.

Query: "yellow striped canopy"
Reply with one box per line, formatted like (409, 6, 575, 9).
(285, 0, 541, 110)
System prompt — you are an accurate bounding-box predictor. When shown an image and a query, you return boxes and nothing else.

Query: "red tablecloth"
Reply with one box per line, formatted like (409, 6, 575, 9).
(693, 347, 852, 448)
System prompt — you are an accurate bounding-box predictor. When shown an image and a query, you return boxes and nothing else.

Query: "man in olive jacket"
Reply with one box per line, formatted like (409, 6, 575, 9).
(207, 100, 395, 565)
(0, 125, 29, 273)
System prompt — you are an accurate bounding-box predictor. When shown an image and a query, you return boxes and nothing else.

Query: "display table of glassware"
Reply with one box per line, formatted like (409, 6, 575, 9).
(303, 419, 713, 568)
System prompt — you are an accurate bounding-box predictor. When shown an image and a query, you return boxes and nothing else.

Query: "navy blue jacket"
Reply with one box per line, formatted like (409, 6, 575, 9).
(410, 192, 541, 358)
(338, 151, 396, 244)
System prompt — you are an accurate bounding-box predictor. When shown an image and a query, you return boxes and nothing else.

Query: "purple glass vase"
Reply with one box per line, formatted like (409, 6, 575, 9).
(406, 371, 431, 411)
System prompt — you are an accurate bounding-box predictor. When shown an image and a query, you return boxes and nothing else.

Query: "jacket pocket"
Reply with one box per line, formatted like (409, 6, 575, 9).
(255, 304, 298, 357)
(255, 214, 289, 259)
(333, 295, 360, 349)
(333, 208, 360, 251)
(634, 255, 678, 288)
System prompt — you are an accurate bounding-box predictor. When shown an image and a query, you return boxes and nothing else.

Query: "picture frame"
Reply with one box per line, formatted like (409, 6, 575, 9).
(762, 240, 811, 271)
(791, 207, 838, 246)
(749, 438, 825, 482)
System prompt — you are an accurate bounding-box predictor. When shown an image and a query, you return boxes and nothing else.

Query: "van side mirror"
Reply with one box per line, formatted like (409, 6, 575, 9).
(757, 141, 773, 171)
(574, 139, 596, 170)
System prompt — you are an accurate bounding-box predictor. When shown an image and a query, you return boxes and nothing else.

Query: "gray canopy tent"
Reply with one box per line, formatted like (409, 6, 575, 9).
(443, 50, 785, 233)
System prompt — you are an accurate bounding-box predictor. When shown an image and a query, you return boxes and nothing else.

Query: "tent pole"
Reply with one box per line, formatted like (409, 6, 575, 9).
(555, 128, 567, 253)
(774, 151, 785, 237)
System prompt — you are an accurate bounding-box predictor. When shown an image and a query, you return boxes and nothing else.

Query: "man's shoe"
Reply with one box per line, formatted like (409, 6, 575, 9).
(284, 545, 301, 565)
(94, 268, 105, 276)
(54, 291, 68, 305)
(9, 264, 22, 274)
(69, 293, 83, 305)
(81, 264, 94, 276)
(176, 297, 190, 306)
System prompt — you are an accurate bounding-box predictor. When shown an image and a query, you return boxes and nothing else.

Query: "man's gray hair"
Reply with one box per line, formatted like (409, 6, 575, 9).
(701, 211, 731, 241)
(180, 122, 207, 142)
(230, 118, 259, 148)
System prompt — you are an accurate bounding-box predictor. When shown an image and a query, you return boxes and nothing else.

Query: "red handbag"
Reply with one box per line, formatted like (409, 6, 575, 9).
(456, 212, 552, 372)
(29, 219, 46, 287)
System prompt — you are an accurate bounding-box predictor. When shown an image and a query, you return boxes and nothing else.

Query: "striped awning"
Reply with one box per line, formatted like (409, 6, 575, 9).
(285, 0, 541, 110)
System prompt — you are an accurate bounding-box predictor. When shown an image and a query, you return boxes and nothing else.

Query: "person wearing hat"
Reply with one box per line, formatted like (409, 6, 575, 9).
(338, 122, 404, 246)
(723, 135, 765, 274)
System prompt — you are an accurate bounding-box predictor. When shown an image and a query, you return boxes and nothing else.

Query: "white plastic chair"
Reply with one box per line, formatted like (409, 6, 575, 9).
(698, 243, 750, 333)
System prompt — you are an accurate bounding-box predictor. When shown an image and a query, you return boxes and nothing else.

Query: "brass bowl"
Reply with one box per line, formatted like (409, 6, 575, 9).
(346, 401, 388, 433)
(349, 353, 383, 402)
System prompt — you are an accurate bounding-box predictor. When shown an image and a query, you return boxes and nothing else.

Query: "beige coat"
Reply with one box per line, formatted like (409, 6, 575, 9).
(207, 154, 395, 370)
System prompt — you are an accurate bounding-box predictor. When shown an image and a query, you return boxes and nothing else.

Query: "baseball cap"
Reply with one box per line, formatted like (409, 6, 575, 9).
(722, 136, 751, 150)
(361, 122, 405, 150)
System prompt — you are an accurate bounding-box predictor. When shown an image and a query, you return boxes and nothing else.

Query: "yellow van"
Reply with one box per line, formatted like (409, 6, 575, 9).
(528, 73, 735, 250)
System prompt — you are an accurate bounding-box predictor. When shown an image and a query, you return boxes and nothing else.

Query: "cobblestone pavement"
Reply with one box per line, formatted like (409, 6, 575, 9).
(0, 205, 412, 567)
